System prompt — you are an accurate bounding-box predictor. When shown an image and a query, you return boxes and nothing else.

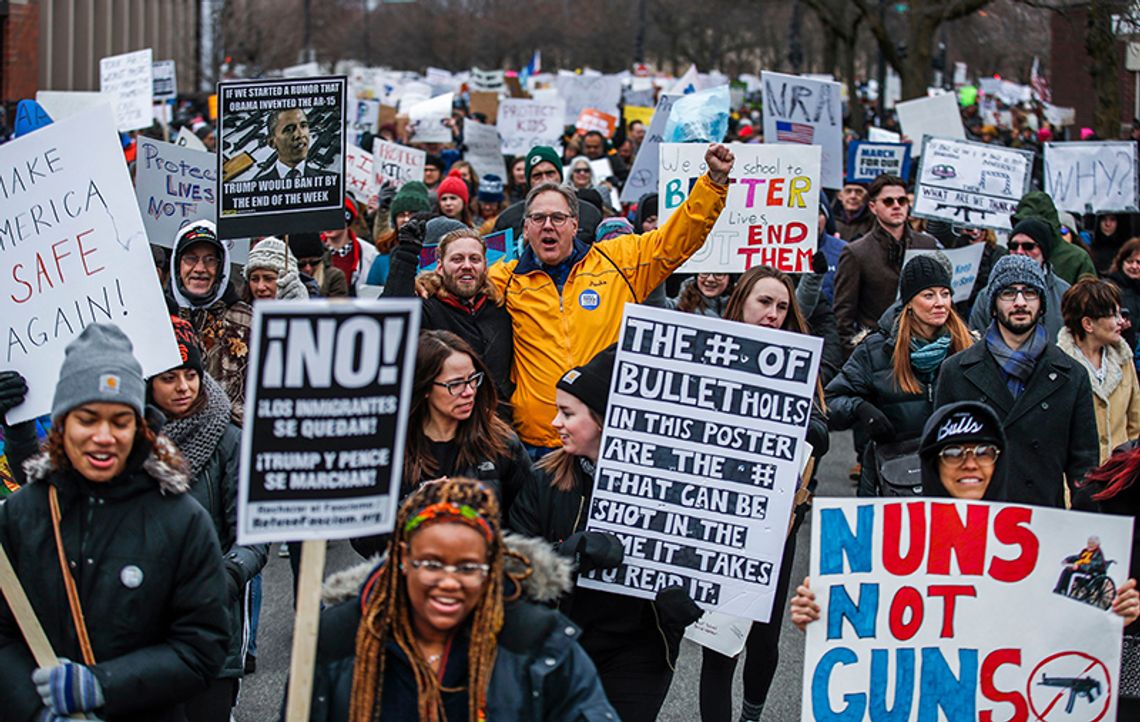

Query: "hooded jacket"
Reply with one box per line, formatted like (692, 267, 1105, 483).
(166, 228, 238, 356)
(1056, 327, 1140, 463)
(917, 401, 1007, 499)
(0, 438, 228, 722)
(1010, 192, 1096, 285)
(307, 534, 618, 722)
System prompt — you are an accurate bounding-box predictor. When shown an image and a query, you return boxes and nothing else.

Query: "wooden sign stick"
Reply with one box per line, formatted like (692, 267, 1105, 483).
(284, 539, 328, 722)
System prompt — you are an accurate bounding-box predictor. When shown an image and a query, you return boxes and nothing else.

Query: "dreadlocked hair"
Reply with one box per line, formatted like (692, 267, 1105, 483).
(349, 477, 506, 722)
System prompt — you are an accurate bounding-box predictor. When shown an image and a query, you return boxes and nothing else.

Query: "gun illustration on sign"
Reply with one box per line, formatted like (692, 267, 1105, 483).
(934, 203, 989, 224)
(1037, 674, 1102, 714)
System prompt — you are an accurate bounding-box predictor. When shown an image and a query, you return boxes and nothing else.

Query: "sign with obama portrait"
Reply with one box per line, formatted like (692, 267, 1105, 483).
(216, 76, 346, 239)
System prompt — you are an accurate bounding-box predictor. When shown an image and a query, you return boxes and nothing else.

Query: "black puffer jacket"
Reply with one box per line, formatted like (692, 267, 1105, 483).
(1108, 270, 1140, 351)
(0, 440, 228, 722)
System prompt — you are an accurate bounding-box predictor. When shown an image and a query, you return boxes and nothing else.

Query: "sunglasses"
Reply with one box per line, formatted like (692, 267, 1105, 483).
(1007, 241, 1039, 252)
(874, 196, 910, 207)
(297, 257, 322, 270)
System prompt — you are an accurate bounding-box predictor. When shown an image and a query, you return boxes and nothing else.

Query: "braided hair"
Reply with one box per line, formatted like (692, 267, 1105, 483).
(349, 477, 506, 722)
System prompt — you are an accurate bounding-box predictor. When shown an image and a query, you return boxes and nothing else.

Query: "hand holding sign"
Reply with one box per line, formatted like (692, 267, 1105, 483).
(705, 143, 735, 185)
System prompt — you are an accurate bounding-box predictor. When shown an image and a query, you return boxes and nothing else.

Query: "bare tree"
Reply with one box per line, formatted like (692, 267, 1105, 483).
(801, 0, 867, 132)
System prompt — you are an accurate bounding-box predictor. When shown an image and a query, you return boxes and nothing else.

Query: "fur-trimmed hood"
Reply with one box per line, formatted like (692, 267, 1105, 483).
(1056, 326, 1131, 401)
(21, 434, 192, 496)
(322, 532, 573, 606)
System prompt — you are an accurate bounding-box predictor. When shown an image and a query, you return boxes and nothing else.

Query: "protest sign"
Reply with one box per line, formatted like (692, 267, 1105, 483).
(35, 92, 112, 124)
(903, 245, 986, 304)
(496, 98, 566, 156)
(896, 94, 965, 156)
(913, 136, 1033, 231)
(670, 64, 700, 95)
(802, 498, 1132, 722)
(469, 91, 499, 122)
(13, 100, 52, 138)
(99, 48, 154, 132)
(658, 143, 821, 274)
(176, 126, 208, 151)
(406, 92, 453, 144)
(846, 141, 911, 184)
(237, 299, 421, 545)
(623, 105, 654, 129)
(555, 74, 622, 124)
(350, 98, 380, 138)
(1044, 141, 1140, 214)
(373, 139, 425, 188)
(576, 108, 618, 138)
(867, 126, 901, 144)
(620, 94, 678, 204)
(471, 67, 505, 93)
(462, 120, 507, 181)
(579, 305, 822, 622)
(345, 143, 378, 206)
(762, 71, 843, 189)
(217, 76, 346, 239)
(152, 60, 177, 101)
(134, 137, 217, 249)
(0, 106, 180, 423)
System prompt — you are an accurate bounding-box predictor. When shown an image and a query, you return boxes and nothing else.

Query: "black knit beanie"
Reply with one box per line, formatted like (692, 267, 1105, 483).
(899, 254, 952, 306)
(556, 345, 617, 419)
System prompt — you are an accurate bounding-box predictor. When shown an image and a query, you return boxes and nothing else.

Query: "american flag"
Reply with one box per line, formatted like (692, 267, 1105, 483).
(776, 120, 814, 144)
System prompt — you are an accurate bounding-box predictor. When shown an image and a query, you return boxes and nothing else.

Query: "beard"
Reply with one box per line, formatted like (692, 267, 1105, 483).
(996, 306, 1040, 335)
(441, 272, 482, 300)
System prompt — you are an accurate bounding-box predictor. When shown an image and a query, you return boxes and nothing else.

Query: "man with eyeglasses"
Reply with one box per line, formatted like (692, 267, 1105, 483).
(492, 145, 603, 245)
(165, 219, 238, 356)
(833, 173, 939, 353)
(935, 254, 1098, 508)
(486, 145, 734, 457)
(968, 218, 1070, 341)
(1009, 190, 1096, 285)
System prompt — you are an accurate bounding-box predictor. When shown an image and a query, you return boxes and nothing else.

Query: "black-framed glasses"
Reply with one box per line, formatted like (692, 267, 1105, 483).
(1007, 241, 1039, 253)
(407, 558, 490, 580)
(997, 286, 1040, 302)
(525, 212, 572, 227)
(938, 444, 1001, 467)
(433, 371, 484, 395)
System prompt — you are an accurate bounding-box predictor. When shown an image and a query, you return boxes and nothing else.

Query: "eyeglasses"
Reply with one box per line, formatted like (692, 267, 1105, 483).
(997, 286, 1040, 302)
(938, 444, 1001, 467)
(181, 254, 220, 269)
(525, 212, 573, 227)
(297, 257, 321, 270)
(407, 558, 490, 581)
(433, 371, 484, 395)
(874, 196, 910, 208)
(1007, 241, 1039, 253)
(698, 273, 729, 280)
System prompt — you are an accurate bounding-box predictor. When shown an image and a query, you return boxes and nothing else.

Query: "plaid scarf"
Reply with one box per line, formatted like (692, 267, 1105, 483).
(985, 322, 1048, 399)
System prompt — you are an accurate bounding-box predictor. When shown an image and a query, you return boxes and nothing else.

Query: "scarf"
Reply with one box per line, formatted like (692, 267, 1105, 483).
(327, 234, 361, 284)
(985, 322, 1048, 399)
(162, 374, 231, 480)
(909, 334, 952, 378)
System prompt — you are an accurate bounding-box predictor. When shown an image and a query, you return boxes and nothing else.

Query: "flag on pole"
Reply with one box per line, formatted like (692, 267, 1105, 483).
(520, 50, 541, 90)
(1030, 56, 1051, 104)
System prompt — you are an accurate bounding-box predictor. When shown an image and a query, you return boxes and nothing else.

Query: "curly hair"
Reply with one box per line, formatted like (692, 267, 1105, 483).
(350, 477, 507, 722)
(46, 414, 186, 476)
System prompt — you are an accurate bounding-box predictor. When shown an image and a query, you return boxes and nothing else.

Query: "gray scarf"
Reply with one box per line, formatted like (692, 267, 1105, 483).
(163, 374, 231, 480)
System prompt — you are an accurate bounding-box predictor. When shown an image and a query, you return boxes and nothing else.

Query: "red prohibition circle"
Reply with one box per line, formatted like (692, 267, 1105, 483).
(1026, 650, 1112, 722)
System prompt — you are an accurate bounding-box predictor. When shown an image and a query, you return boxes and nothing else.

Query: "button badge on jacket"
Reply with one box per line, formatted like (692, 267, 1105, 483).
(120, 565, 144, 589)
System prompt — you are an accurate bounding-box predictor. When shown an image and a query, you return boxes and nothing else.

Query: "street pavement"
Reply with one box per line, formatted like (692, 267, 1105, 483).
(236, 431, 858, 721)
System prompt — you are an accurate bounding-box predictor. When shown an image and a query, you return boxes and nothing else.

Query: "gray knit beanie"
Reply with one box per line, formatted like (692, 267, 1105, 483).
(52, 324, 146, 422)
(987, 254, 1047, 315)
(425, 217, 468, 246)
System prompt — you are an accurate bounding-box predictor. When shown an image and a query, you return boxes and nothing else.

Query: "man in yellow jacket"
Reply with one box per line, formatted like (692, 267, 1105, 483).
(490, 143, 735, 454)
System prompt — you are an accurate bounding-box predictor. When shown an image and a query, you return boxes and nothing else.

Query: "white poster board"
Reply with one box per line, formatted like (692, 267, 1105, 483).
(555, 74, 622, 125)
(867, 126, 902, 144)
(175, 126, 208, 151)
(762, 71, 844, 189)
(99, 48, 155, 132)
(658, 143, 821, 274)
(620, 94, 679, 204)
(0, 106, 180, 422)
(407, 93, 453, 144)
(372, 139, 425, 188)
(462, 120, 507, 182)
(134, 137, 216, 249)
(237, 300, 421, 544)
(345, 143, 378, 206)
(496, 98, 566, 156)
(913, 136, 1034, 232)
(579, 304, 822, 622)
(803, 498, 1132, 722)
(152, 60, 178, 101)
(896, 93, 966, 156)
(35, 91, 113, 123)
(1044, 141, 1140, 214)
(903, 245, 987, 303)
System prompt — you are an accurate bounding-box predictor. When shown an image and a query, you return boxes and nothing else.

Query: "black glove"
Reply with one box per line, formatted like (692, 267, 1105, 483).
(856, 401, 896, 443)
(0, 371, 28, 425)
(224, 562, 244, 603)
(654, 585, 704, 665)
(558, 531, 624, 574)
(811, 250, 829, 275)
(397, 212, 432, 248)
(806, 420, 829, 457)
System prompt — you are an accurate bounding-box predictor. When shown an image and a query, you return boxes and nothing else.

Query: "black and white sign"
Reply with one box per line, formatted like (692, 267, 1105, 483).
(153, 60, 178, 101)
(217, 76, 346, 239)
(237, 300, 420, 545)
(1044, 141, 1140, 214)
(913, 136, 1033, 231)
(579, 305, 822, 622)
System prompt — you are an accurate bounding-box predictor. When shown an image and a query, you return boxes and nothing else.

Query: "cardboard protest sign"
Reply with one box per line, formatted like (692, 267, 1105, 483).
(555, 74, 622, 125)
(345, 143, 378, 207)
(913, 137, 1033, 231)
(658, 143, 821, 274)
(579, 305, 823, 622)
(576, 108, 618, 138)
(99, 48, 154, 132)
(846, 141, 911, 184)
(462, 120, 507, 181)
(135, 137, 217, 249)
(896, 94, 965, 156)
(1044, 141, 1140, 214)
(496, 98, 566, 156)
(762, 72, 843, 189)
(217, 76, 346, 239)
(176, 126, 208, 151)
(803, 498, 1133, 721)
(153, 60, 177, 101)
(0, 106, 180, 423)
(237, 299, 421, 545)
(620, 94, 678, 204)
(903, 245, 986, 303)
(469, 91, 500, 122)
(372, 139, 425, 189)
(406, 93, 453, 144)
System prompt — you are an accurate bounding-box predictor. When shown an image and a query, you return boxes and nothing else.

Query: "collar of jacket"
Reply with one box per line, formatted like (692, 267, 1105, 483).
(514, 237, 590, 276)
(437, 292, 488, 315)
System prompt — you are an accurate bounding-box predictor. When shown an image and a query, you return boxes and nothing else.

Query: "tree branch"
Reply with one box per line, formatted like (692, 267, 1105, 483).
(939, 0, 994, 22)
(851, 0, 904, 70)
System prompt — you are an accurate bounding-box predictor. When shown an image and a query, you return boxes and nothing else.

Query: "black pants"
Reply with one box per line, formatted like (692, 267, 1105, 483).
(699, 513, 802, 722)
(184, 677, 239, 722)
(581, 629, 674, 722)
